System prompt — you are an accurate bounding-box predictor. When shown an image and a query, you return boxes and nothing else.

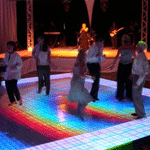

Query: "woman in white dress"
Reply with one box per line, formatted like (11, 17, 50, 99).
(68, 49, 93, 120)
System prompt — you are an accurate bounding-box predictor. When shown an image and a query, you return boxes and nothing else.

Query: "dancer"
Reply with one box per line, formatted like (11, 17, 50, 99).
(86, 36, 105, 101)
(131, 41, 149, 119)
(3, 41, 23, 106)
(110, 34, 136, 101)
(68, 49, 93, 120)
(32, 35, 51, 95)
(79, 23, 89, 34)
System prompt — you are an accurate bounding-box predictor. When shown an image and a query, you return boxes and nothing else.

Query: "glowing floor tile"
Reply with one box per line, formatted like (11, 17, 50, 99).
(1, 73, 150, 150)
(22, 117, 150, 150)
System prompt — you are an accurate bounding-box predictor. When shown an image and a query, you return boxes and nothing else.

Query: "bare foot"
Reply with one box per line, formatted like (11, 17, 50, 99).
(19, 98, 23, 105)
(8, 103, 13, 106)
(8, 101, 17, 106)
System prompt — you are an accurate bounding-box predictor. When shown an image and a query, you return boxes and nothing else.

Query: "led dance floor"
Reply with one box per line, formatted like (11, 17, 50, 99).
(0, 73, 150, 150)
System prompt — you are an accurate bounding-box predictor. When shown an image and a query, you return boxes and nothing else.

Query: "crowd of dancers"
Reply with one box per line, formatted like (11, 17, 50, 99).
(0, 23, 149, 121)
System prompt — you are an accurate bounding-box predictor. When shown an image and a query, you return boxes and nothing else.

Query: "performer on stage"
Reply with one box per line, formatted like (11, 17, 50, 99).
(78, 23, 92, 50)
(109, 22, 125, 49)
(86, 36, 105, 101)
(68, 49, 93, 120)
(109, 22, 118, 49)
(131, 41, 149, 119)
(128, 21, 140, 46)
(3, 41, 23, 106)
(79, 23, 89, 34)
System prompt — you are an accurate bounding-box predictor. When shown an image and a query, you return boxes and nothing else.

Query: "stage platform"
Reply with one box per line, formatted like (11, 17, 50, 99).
(0, 46, 150, 59)
(1, 46, 150, 82)
(0, 73, 150, 150)
(0, 47, 121, 78)
(0, 47, 118, 59)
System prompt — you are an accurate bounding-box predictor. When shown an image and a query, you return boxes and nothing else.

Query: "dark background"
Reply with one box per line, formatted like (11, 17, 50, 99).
(17, 0, 146, 49)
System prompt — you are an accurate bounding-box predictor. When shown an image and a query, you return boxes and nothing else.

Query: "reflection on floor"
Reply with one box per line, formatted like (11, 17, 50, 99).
(0, 73, 150, 150)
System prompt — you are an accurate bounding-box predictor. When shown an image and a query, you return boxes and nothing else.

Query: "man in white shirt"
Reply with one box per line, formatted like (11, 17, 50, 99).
(4, 41, 23, 106)
(131, 41, 149, 119)
(86, 37, 105, 101)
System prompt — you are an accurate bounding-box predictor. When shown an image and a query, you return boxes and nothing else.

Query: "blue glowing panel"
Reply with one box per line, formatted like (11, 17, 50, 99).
(0, 74, 150, 150)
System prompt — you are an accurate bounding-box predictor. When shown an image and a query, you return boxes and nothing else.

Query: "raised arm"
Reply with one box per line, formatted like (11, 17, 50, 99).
(110, 49, 120, 70)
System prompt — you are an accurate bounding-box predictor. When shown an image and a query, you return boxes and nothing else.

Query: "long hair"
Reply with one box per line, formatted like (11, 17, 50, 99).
(76, 49, 86, 68)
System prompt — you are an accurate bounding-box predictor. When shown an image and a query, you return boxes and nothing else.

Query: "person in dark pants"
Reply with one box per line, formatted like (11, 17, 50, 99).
(5, 80, 21, 103)
(116, 63, 133, 100)
(32, 35, 51, 95)
(3, 41, 23, 106)
(109, 22, 118, 49)
(111, 34, 136, 101)
(38, 66, 50, 95)
(86, 37, 105, 101)
(131, 41, 149, 119)
(32, 35, 48, 89)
